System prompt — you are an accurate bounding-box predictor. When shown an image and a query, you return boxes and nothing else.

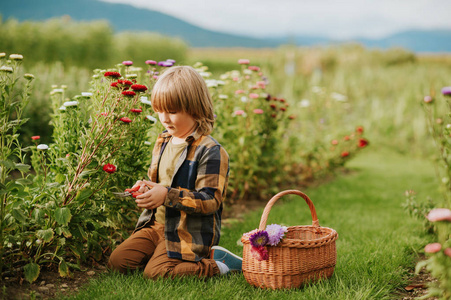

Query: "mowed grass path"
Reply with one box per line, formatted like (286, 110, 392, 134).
(62, 149, 440, 300)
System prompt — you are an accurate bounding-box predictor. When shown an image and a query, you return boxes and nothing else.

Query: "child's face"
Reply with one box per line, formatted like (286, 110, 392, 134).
(157, 111, 197, 139)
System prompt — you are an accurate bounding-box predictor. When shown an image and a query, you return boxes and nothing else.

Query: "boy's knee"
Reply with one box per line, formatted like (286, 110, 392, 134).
(143, 264, 174, 280)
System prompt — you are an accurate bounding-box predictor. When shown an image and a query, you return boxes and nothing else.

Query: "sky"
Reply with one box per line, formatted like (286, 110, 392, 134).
(100, 0, 451, 39)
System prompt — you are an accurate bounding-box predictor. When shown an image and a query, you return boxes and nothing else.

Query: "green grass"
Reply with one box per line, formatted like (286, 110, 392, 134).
(60, 148, 441, 300)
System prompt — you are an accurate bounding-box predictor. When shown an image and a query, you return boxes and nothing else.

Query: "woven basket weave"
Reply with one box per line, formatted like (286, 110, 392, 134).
(241, 190, 338, 290)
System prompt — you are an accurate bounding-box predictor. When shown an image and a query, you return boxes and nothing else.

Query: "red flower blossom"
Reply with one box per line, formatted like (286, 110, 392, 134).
(288, 115, 296, 120)
(100, 112, 108, 116)
(248, 66, 260, 71)
(131, 84, 148, 92)
(31, 136, 40, 140)
(120, 117, 132, 123)
(341, 151, 350, 157)
(358, 138, 369, 148)
(119, 80, 133, 86)
(344, 135, 350, 141)
(111, 82, 119, 88)
(356, 126, 364, 134)
(280, 107, 286, 112)
(270, 104, 277, 110)
(250, 246, 269, 261)
(131, 108, 142, 113)
(104, 71, 121, 78)
(103, 163, 116, 174)
(331, 139, 339, 145)
(122, 91, 136, 97)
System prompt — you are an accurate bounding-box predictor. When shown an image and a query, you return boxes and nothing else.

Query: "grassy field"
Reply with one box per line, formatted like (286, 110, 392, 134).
(56, 147, 440, 300)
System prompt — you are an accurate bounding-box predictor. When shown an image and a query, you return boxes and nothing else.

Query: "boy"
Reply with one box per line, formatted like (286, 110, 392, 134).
(108, 66, 242, 278)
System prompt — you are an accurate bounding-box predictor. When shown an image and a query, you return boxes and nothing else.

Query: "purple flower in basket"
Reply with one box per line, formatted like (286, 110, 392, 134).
(249, 230, 269, 247)
(265, 224, 288, 246)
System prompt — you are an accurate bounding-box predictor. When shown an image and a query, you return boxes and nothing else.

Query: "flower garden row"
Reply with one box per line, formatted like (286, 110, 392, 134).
(0, 53, 368, 283)
(403, 88, 451, 299)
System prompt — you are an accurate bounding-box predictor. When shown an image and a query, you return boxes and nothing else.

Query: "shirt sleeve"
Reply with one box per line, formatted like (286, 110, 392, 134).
(164, 145, 229, 214)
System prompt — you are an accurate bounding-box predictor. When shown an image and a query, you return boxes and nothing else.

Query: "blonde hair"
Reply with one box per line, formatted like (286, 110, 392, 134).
(151, 66, 215, 136)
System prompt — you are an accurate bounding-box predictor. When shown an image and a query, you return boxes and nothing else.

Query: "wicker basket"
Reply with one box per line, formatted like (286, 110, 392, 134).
(241, 190, 338, 290)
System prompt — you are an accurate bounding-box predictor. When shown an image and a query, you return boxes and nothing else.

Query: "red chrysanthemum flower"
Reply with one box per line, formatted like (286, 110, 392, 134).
(358, 138, 369, 148)
(356, 126, 364, 134)
(131, 108, 142, 113)
(344, 135, 350, 141)
(31, 136, 40, 140)
(111, 82, 119, 88)
(103, 163, 116, 174)
(120, 117, 132, 123)
(280, 107, 286, 111)
(104, 71, 121, 78)
(131, 84, 148, 92)
(122, 91, 136, 97)
(341, 151, 350, 157)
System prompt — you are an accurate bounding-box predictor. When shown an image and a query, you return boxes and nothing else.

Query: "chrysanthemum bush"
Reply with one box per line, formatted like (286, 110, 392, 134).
(404, 87, 451, 299)
(200, 60, 369, 201)
(0, 57, 171, 283)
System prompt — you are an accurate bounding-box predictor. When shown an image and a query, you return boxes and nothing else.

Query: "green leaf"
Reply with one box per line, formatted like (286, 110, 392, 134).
(15, 178, 33, 185)
(58, 259, 70, 277)
(11, 208, 27, 224)
(15, 163, 30, 172)
(0, 160, 15, 169)
(36, 228, 54, 243)
(74, 188, 93, 202)
(24, 262, 40, 283)
(79, 169, 97, 178)
(61, 227, 72, 238)
(54, 207, 72, 226)
(55, 173, 66, 184)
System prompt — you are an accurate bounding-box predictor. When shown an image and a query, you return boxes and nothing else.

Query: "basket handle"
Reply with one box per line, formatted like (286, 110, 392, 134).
(258, 190, 320, 230)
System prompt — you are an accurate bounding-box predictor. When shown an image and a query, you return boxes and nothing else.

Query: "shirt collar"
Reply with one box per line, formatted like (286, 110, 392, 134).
(159, 129, 202, 144)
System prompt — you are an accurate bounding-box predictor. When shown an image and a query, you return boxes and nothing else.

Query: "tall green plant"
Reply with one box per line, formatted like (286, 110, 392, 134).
(0, 53, 34, 275)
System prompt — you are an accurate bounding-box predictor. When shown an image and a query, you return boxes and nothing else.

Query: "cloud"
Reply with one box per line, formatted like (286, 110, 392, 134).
(101, 0, 451, 38)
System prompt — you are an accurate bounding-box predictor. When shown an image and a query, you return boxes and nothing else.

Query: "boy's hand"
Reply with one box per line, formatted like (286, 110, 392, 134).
(134, 181, 167, 210)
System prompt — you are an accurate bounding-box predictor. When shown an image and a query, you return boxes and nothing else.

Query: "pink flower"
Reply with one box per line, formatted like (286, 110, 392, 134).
(122, 60, 133, 66)
(238, 59, 250, 65)
(444, 248, 451, 258)
(234, 110, 245, 116)
(248, 66, 260, 71)
(253, 109, 264, 114)
(235, 90, 245, 95)
(423, 96, 433, 103)
(425, 243, 442, 253)
(145, 60, 157, 65)
(341, 151, 350, 157)
(249, 93, 259, 99)
(242, 229, 259, 239)
(103, 163, 116, 174)
(331, 139, 339, 145)
(31, 136, 40, 140)
(427, 208, 451, 222)
(250, 246, 269, 261)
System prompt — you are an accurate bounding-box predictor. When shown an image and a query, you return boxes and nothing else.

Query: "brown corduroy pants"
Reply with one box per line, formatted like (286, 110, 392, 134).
(107, 222, 220, 279)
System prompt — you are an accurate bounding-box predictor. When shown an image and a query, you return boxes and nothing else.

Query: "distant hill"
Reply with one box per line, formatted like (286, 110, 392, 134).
(1, 0, 450, 52)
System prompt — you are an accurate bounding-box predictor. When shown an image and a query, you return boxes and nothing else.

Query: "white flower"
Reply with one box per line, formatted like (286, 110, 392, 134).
(61, 85, 67, 89)
(140, 96, 152, 106)
(216, 80, 226, 86)
(243, 69, 252, 75)
(312, 86, 324, 94)
(92, 74, 99, 79)
(144, 141, 152, 146)
(9, 54, 23, 60)
(299, 99, 310, 108)
(59, 106, 67, 111)
(82, 92, 93, 97)
(146, 115, 157, 123)
(0, 53, 5, 58)
(200, 72, 211, 78)
(24, 73, 35, 80)
(125, 74, 138, 79)
(241, 96, 248, 103)
(331, 92, 347, 102)
(446, 124, 451, 129)
(52, 89, 64, 93)
(219, 94, 228, 100)
(206, 80, 218, 88)
(37, 144, 49, 150)
(63, 100, 79, 107)
(219, 74, 229, 80)
(0, 66, 13, 73)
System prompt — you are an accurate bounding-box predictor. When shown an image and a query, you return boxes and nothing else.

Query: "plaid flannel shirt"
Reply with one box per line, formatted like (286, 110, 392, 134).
(135, 130, 229, 261)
